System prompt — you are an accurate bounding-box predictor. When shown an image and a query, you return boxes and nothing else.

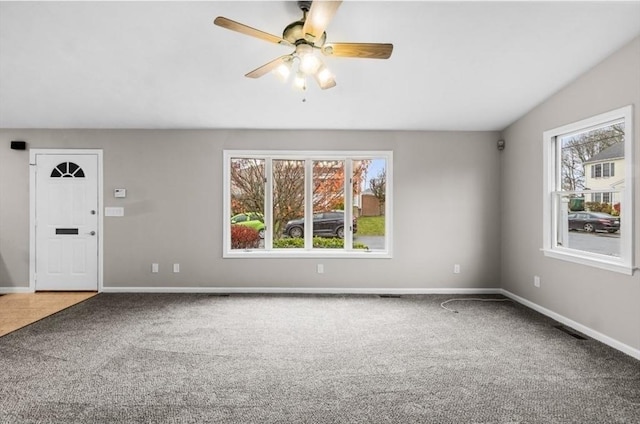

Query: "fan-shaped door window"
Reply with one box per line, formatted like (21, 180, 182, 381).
(50, 162, 85, 178)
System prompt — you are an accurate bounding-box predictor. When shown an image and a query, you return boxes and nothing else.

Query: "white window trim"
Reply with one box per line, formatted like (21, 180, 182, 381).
(223, 150, 393, 259)
(542, 105, 634, 275)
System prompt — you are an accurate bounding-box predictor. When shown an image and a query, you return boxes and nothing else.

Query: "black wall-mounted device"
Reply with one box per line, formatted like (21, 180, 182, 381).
(11, 141, 27, 150)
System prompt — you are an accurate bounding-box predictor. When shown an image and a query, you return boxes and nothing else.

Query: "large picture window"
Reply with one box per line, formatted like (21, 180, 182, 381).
(224, 151, 392, 258)
(542, 106, 634, 274)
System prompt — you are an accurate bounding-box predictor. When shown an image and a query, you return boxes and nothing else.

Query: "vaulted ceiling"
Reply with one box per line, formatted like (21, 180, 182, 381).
(1, 1, 639, 131)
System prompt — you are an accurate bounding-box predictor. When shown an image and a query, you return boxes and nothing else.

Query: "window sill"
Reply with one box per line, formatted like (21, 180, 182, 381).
(541, 248, 634, 275)
(224, 250, 392, 259)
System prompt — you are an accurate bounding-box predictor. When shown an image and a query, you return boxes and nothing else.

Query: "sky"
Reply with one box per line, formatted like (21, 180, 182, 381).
(364, 158, 386, 190)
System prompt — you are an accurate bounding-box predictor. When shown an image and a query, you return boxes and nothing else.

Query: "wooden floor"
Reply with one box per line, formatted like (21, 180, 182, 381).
(0, 292, 97, 337)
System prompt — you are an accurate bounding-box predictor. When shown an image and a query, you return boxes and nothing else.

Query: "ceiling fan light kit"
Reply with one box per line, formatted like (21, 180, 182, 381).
(214, 0, 393, 91)
(274, 59, 293, 82)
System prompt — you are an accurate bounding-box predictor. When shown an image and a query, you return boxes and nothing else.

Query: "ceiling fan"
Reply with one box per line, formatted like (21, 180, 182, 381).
(213, 0, 393, 90)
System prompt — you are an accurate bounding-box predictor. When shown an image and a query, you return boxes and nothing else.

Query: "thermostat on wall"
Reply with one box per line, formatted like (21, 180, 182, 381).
(114, 188, 126, 198)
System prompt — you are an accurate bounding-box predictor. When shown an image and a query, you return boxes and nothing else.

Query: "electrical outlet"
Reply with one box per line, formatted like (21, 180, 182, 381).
(453, 264, 461, 274)
(534, 275, 541, 288)
(152, 263, 159, 273)
(173, 263, 180, 273)
(317, 264, 324, 274)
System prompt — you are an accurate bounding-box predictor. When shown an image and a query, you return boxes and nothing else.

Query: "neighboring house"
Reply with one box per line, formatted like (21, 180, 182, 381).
(361, 189, 384, 217)
(583, 142, 625, 205)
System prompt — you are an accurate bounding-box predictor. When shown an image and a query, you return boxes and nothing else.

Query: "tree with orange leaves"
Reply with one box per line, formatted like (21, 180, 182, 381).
(230, 158, 370, 239)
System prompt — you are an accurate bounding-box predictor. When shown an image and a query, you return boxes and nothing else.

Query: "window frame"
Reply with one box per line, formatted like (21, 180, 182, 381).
(592, 163, 602, 178)
(542, 105, 634, 274)
(223, 150, 393, 259)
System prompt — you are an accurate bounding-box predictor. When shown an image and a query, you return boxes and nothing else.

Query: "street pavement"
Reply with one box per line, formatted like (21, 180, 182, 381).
(567, 231, 620, 257)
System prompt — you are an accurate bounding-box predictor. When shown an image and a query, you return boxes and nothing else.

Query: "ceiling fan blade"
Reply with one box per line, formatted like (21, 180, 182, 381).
(321, 42, 393, 59)
(245, 55, 291, 79)
(302, 1, 342, 44)
(214, 17, 290, 46)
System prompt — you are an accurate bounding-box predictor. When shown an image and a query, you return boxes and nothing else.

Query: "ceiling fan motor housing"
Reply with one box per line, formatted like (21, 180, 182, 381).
(284, 1, 327, 46)
(283, 21, 326, 47)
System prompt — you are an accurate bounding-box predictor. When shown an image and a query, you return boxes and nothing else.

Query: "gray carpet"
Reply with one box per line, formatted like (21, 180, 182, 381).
(0, 293, 638, 423)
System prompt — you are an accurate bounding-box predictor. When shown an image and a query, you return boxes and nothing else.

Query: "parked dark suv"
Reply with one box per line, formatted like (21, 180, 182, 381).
(283, 211, 357, 239)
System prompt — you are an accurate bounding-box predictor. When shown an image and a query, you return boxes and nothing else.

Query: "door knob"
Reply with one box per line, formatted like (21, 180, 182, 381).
(89, 231, 96, 236)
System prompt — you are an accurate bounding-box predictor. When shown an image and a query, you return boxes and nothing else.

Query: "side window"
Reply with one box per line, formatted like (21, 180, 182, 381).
(543, 105, 633, 274)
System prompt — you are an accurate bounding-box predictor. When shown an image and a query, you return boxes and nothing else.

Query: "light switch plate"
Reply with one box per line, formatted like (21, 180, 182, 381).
(114, 188, 126, 198)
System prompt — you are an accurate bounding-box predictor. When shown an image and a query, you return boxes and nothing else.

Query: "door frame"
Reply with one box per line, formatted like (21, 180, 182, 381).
(29, 149, 104, 292)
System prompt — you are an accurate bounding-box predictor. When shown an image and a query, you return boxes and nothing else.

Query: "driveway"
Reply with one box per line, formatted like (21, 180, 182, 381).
(354, 236, 385, 250)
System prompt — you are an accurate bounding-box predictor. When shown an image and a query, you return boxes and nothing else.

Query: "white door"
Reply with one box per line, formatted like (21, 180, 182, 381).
(34, 153, 99, 290)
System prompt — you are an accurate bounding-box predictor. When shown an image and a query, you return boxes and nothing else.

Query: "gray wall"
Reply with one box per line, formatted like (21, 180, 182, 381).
(500, 36, 640, 351)
(0, 130, 502, 290)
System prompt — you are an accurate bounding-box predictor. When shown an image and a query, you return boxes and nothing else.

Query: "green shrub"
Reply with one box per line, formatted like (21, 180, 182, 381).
(273, 237, 368, 250)
(585, 202, 614, 214)
(352, 242, 369, 250)
(231, 225, 260, 249)
(273, 237, 304, 248)
(313, 237, 344, 249)
(613, 202, 621, 216)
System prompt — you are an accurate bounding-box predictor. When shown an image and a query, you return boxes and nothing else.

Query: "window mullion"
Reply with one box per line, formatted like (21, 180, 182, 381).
(619, 189, 631, 266)
(304, 158, 313, 249)
(552, 133, 562, 251)
(549, 137, 561, 249)
(344, 159, 353, 250)
(264, 158, 273, 250)
(551, 191, 560, 248)
(555, 135, 562, 191)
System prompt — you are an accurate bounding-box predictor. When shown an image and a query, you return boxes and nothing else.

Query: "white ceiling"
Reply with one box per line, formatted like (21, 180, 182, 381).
(1, 1, 639, 131)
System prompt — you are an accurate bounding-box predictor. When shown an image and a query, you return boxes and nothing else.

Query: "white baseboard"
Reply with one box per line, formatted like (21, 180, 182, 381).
(500, 289, 640, 361)
(0, 287, 33, 294)
(101, 286, 503, 295)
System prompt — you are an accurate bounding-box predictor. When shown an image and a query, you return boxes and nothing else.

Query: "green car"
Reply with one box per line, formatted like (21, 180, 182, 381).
(231, 212, 265, 239)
